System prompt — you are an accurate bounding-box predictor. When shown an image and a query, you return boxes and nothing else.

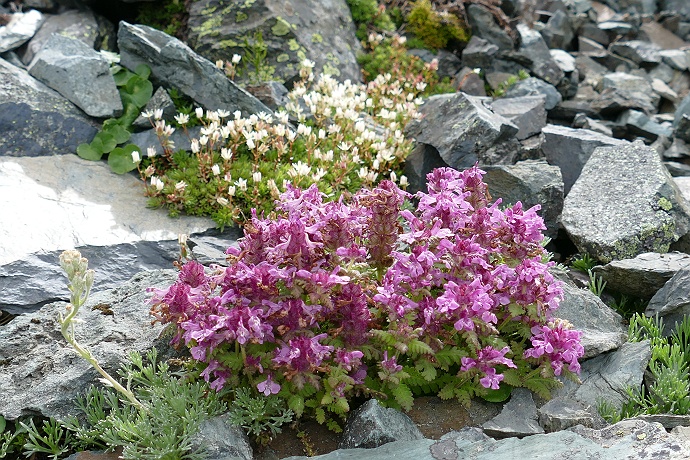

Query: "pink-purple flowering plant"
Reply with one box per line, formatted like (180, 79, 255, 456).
(149, 166, 584, 428)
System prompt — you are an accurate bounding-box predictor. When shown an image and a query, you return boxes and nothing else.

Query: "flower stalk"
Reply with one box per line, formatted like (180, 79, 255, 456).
(58, 250, 146, 411)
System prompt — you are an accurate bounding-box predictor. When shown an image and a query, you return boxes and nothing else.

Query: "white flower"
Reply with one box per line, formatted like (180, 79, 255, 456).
(318, 129, 326, 139)
(190, 139, 200, 154)
(338, 142, 350, 151)
(227, 185, 236, 196)
(131, 150, 141, 163)
(416, 82, 427, 92)
(217, 109, 230, 118)
(216, 196, 229, 206)
(235, 178, 248, 192)
(252, 171, 262, 183)
(246, 138, 256, 149)
(215, 60, 224, 69)
(146, 146, 157, 158)
(175, 181, 187, 191)
(174, 113, 190, 125)
(221, 148, 233, 160)
(234, 110, 242, 120)
(312, 168, 327, 182)
(400, 175, 408, 187)
(390, 171, 397, 183)
(212, 164, 221, 176)
(153, 109, 164, 120)
(195, 107, 204, 119)
(288, 161, 311, 178)
(140, 110, 153, 119)
(301, 59, 315, 69)
(232, 54, 242, 64)
(151, 176, 164, 191)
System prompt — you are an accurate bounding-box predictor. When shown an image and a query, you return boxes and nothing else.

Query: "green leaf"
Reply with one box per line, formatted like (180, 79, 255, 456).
(108, 144, 139, 174)
(408, 339, 434, 356)
(0, 414, 6, 432)
(481, 384, 513, 403)
(391, 383, 414, 411)
(113, 68, 136, 87)
(102, 121, 131, 144)
(77, 142, 103, 161)
(125, 75, 154, 108)
(93, 132, 117, 154)
(287, 394, 304, 418)
(135, 63, 152, 80)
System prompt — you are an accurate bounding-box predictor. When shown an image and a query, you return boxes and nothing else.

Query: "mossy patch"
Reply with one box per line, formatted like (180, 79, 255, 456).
(311, 33, 323, 44)
(657, 197, 673, 212)
(236, 11, 248, 22)
(277, 53, 290, 63)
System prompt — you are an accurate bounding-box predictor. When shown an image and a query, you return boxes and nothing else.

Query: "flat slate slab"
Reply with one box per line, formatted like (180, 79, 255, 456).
(0, 154, 216, 266)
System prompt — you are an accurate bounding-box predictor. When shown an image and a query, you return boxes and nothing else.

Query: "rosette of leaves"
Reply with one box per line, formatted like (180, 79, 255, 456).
(149, 166, 584, 429)
(77, 64, 153, 174)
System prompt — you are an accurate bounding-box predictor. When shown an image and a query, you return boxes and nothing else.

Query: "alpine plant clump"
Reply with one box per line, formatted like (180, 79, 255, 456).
(149, 165, 584, 428)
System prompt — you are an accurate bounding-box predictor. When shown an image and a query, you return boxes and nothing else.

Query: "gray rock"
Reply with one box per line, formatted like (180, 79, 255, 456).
(503, 77, 562, 110)
(466, 4, 515, 51)
(659, 49, 689, 71)
(651, 78, 679, 103)
(185, 0, 361, 84)
(0, 10, 44, 53)
(538, 397, 603, 432)
(593, 252, 690, 300)
(540, 124, 627, 195)
(18, 9, 115, 66)
(549, 49, 576, 74)
(554, 340, 652, 411)
(0, 154, 215, 267)
(489, 96, 547, 141)
(660, 0, 690, 22)
(130, 126, 203, 157)
(617, 109, 673, 141)
(646, 265, 690, 333)
(593, 72, 659, 115)
(461, 35, 499, 70)
(0, 269, 178, 421)
(131, 87, 177, 129)
(0, 57, 98, 156)
(609, 40, 662, 67)
(483, 160, 563, 238)
(244, 81, 289, 112)
(556, 277, 627, 359)
(481, 388, 544, 438)
(667, 162, 690, 177)
(639, 21, 690, 50)
(453, 68, 487, 97)
(562, 142, 690, 263)
(189, 413, 253, 460)
(408, 49, 462, 80)
(517, 24, 564, 86)
(404, 92, 518, 170)
(540, 9, 575, 50)
(633, 414, 690, 430)
(339, 399, 424, 450)
(27, 34, 122, 118)
(117, 22, 270, 117)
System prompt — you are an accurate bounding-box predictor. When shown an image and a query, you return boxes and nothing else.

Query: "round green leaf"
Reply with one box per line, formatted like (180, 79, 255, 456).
(93, 132, 117, 154)
(481, 384, 513, 403)
(135, 63, 151, 80)
(77, 142, 103, 161)
(108, 144, 139, 174)
(125, 75, 153, 108)
(103, 123, 131, 144)
(113, 68, 136, 87)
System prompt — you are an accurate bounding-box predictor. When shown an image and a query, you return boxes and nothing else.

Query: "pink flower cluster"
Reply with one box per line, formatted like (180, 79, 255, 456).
(149, 166, 583, 400)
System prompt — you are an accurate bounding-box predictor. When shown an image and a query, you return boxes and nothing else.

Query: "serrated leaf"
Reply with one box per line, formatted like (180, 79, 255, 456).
(409, 339, 434, 356)
(77, 142, 103, 161)
(391, 383, 414, 411)
(416, 361, 437, 382)
(321, 393, 333, 405)
(287, 394, 304, 418)
(507, 303, 525, 318)
(438, 383, 455, 400)
(315, 407, 326, 424)
(334, 397, 349, 414)
(108, 144, 139, 174)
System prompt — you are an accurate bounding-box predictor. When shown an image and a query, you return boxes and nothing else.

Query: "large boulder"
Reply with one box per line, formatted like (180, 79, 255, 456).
(339, 399, 424, 449)
(0, 58, 98, 156)
(185, 0, 361, 83)
(646, 265, 690, 334)
(0, 9, 44, 53)
(562, 142, 690, 263)
(117, 22, 270, 117)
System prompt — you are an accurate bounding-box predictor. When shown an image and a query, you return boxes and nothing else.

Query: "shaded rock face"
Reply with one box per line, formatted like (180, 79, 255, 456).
(562, 142, 690, 262)
(646, 265, 690, 334)
(0, 58, 98, 156)
(185, 0, 361, 84)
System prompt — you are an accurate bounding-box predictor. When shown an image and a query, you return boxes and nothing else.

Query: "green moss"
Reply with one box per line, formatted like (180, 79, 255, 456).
(288, 39, 300, 51)
(311, 33, 323, 43)
(277, 53, 290, 63)
(272, 17, 292, 36)
(406, 0, 470, 50)
(218, 39, 240, 49)
(236, 11, 248, 22)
